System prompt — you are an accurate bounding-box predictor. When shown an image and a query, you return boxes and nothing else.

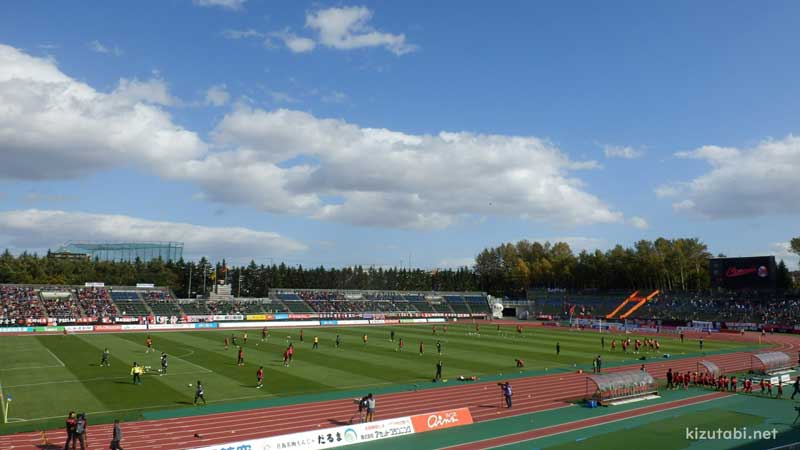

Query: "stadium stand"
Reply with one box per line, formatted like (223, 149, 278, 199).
(0, 285, 491, 323)
(443, 295, 471, 314)
(76, 287, 119, 319)
(0, 285, 45, 323)
(144, 290, 183, 316)
(111, 290, 151, 316)
(39, 288, 82, 319)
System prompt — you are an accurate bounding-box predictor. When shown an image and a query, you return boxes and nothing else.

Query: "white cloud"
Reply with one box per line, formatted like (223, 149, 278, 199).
(669, 136, 800, 218)
(627, 216, 649, 229)
(269, 30, 316, 53)
(266, 90, 298, 104)
(306, 7, 416, 55)
(437, 257, 475, 269)
(321, 90, 348, 104)
(222, 29, 263, 39)
(88, 40, 122, 56)
(0, 44, 205, 179)
(0, 44, 623, 231)
(0, 209, 306, 261)
(205, 108, 621, 229)
(192, 0, 245, 10)
(769, 242, 799, 269)
(603, 144, 643, 159)
(114, 78, 178, 106)
(654, 184, 680, 198)
(205, 84, 230, 107)
(531, 237, 606, 252)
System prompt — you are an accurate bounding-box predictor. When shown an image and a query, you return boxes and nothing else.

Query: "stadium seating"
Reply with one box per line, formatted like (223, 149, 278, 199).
(443, 295, 471, 314)
(110, 291, 151, 316)
(0, 285, 45, 323)
(75, 287, 119, 319)
(465, 295, 491, 314)
(40, 288, 82, 319)
(143, 290, 183, 316)
(0, 285, 493, 322)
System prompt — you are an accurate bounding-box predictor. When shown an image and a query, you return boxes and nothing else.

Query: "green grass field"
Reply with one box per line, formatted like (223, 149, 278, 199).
(0, 324, 754, 434)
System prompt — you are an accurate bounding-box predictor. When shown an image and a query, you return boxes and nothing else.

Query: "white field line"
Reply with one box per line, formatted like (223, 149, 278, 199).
(153, 347, 213, 374)
(0, 380, 5, 423)
(43, 346, 66, 367)
(12, 380, 394, 422)
(4, 370, 209, 388)
(0, 364, 63, 371)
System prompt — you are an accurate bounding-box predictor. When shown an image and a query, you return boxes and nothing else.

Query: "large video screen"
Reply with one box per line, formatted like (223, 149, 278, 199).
(709, 256, 777, 290)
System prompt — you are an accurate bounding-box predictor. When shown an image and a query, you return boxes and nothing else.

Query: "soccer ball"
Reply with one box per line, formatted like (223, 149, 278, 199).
(188, 384, 193, 387)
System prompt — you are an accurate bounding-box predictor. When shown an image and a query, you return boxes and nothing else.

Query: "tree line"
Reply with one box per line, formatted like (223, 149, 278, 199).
(0, 235, 796, 298)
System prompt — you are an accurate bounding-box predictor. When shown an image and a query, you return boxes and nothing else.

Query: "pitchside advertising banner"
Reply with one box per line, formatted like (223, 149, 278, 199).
(188, 408, 472, 450)
(709, 256, 777, 290)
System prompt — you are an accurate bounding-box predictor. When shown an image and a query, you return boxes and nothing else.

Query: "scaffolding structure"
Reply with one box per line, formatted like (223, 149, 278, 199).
(53, 241, 184, 263)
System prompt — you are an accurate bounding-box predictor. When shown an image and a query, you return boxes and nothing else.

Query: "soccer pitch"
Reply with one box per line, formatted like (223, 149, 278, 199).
(0, 324, 753, 434)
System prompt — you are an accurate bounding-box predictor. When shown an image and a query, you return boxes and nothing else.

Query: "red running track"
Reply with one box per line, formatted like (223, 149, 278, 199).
(0, 331, 796, 450)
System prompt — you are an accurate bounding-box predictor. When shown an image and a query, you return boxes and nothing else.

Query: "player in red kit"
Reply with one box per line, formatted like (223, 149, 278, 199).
(237, 347, 244, 366)
(256, 366, 264, 389)
(145, 336, 153, 353)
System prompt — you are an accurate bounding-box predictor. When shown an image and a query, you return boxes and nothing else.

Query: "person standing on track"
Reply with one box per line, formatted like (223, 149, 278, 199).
(74, 413, 87, 450)
(64, 411, 78, 450)
(699, 337, 704, 351)
(500, 382, 512, 408)
(194, 381, 206, 405)
(110, 419, 124, 450)
(680, 331, 685, 343)
(365, 394, 376, 422)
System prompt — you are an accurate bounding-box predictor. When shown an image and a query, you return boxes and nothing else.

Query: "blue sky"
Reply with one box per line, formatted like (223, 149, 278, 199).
(0, 0, 798, 268)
